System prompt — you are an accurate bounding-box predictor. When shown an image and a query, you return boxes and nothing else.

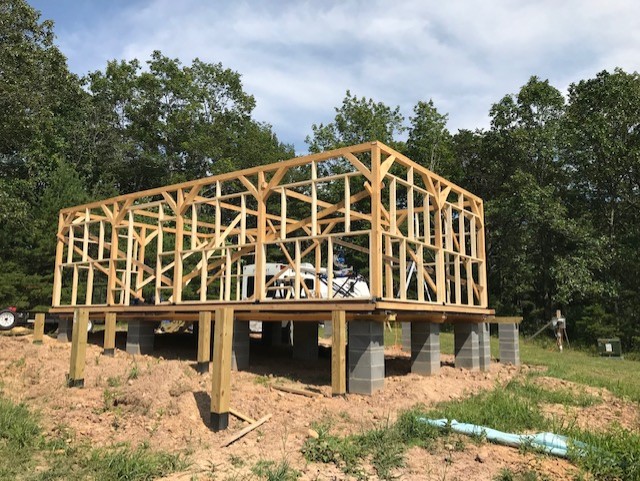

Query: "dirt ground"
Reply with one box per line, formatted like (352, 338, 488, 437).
(0, 328, 635, 480)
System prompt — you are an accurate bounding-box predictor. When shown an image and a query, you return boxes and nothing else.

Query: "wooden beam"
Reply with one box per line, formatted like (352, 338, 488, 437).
(331, 310, 346, 395)
(68, 308, 89, 387)
(369, 144, 383, 297)
(33, 312, 45, 344)
(103, 312, 116, 356)
(197, 311, 212, 372)
(210, 307, 234, 431)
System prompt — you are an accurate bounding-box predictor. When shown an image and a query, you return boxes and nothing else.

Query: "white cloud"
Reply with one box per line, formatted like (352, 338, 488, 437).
(39, 0, 640, 152)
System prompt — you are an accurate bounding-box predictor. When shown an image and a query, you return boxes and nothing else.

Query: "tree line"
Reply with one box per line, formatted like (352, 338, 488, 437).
(1, 0, 638, 349)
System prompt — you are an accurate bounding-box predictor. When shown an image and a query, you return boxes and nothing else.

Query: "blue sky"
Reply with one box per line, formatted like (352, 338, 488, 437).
(31, 0, 640, 153)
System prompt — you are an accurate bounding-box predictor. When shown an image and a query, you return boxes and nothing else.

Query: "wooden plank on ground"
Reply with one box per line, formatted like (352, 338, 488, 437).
(221, 414, 272, 448)
(271, 384, 323, 398)
(229, 408, 256, 424)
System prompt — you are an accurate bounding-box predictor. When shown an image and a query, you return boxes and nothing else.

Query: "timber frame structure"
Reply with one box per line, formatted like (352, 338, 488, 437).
(51, 141, 492, 322)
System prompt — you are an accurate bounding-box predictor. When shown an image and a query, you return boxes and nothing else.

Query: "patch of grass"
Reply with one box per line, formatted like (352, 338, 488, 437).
(1, 393, 188, 481)
(253, 375, 270, 386)
(102, 387, 121, 412)
(251, 459, 299, 481)
(302, 416, 428, 480)
(0, 395, 42, 479)
(10, 356, 26, 369)
(394, 406, 440, 448)
(358, 424, 406, 479)
(509, 378, 599, 408)
(571, 425, 640, 481)
(87, 443, 188, 481)
(127, 361, 140, 380)
(494, 467, 551, 481)
(427, 380, 549, 433)
(302, 422, 367, 478)
(229, 454, 245, 468)
(520, 340, 640, 403)
(107, 376, 122, 387)
(439, 330, 640, 403)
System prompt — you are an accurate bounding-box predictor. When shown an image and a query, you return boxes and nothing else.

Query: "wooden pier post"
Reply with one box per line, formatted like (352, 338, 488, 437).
(68, 308, 89, 387)
(33, 312, 45, 344)
(331, 310, 347, 395)
(197, 311, 212, 373)
(103, 312, 116, 356)
(210, 307, 234, 431)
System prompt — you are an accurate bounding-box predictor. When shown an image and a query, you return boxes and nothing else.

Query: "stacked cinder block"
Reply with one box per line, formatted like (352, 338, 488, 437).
(348, 321, 385, 395)
(454, 323, 480, 370)
(410, 323, 440, 375)
(126, 320, 155, 355)
(232, 320, 250, 370)
(499, 323, 520, 365)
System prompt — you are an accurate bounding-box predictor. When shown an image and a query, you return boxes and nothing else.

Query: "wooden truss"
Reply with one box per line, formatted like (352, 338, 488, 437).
(51, 141, 491, 318)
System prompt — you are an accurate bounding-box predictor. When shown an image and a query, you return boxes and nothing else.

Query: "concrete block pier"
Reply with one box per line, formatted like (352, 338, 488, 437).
(348, 321, 385, 395)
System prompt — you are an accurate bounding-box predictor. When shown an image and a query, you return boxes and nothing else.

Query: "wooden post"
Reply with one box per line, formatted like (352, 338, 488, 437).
(68, 308, 89, 387)
(211, 307, 234, 431)
(107, 202, 119, 305)
(33, 312, 45, 344)
(173, 190, 184, 304)
(255, 172, 267, 301)
(331, 310, 347, 395)
(52, 213, 65, 307)
(477, 201, 489, 307)
(370, 143, 383, 298)
(434, 185, 446, 304)
(197, 311, 212, 373)
(103, 312, 116, 356)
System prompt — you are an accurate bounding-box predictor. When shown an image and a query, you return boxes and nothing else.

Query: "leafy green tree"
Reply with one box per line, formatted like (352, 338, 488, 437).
(562, 69, 640, 347)
(306, 90, 404, 153)
(405, 100, 458, 180)
(84, 52, 292, 193)
(0, 0, 88, 308)
(473, 77, 604, 320)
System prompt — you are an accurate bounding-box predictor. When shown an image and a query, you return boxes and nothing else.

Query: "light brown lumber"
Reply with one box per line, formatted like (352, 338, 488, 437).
(270, 384, 323, 398)
(331, 310, 346, 395)
(68, 308, 89, 387)
(221, 414, 272, 448)
(33, 313, 45, 344)
(103, 312, 116, 355)
(197, 311, 212, 365)
(229, 408, 256, 424)
(210, 307, 234, 431)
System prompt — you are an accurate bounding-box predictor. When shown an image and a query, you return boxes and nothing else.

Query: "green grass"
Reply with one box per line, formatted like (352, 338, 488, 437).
(437, 331, 640, 403)
(251, 459, 300, 481)
(0, 393, 188, 481)
(519, 338, 640, 403)
(0, 395, 42, 479)
(302, 413, 439, 480)
(304, 336, 640, 481)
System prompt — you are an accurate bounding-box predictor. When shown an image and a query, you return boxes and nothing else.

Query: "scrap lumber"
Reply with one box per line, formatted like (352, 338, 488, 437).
(221, 414, 272, 447)
(270, 384, 323, 398)
(229, 408, 256, 424)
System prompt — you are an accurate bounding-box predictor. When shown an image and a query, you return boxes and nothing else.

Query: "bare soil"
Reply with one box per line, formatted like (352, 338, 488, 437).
(1, 328, 635, 480)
